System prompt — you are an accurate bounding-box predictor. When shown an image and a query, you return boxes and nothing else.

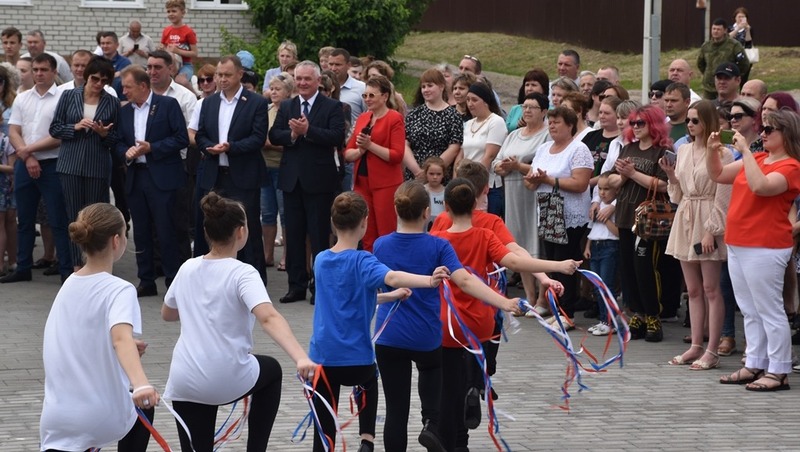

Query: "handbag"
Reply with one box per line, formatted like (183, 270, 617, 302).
(537, 178, 568, 244)
(633, 177, 675, 240)
(745, 47, 759, 64)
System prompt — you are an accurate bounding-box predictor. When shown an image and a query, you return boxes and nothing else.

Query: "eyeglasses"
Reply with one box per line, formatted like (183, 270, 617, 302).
(729, 112, 750, 122)
(87, 74, 109, 85)
(685, 117, 700, 125)
(648, 90, 664, 99)
(629, 120, 647, 128)
(361, 92, 382, 99)
(198, 76, 214, 84)
(762, 125, 780, 135)
(522, 105, 541, 111)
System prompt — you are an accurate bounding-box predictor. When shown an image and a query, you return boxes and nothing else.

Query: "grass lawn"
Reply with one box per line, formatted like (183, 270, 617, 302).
(393, 31, 800, 93)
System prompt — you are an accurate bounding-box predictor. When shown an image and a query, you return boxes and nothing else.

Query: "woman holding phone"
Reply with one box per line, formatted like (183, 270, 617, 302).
(661, 100, 733, 370)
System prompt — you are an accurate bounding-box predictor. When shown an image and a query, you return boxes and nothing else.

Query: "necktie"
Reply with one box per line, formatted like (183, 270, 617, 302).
(302, 101, 310, 117)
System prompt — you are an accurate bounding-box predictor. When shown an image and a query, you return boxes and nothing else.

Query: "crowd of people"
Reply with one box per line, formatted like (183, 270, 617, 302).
(2, 2, 800, 452)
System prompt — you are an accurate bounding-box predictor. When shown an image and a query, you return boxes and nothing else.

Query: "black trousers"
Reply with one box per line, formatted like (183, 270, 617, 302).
(312, 364, 378, 452)
(542, 225, 587, 318)
(282, 187, 335, 293)
(375, 345, 442, 452)
(172, 355, 282, 452)
(439, 347, 472, 451)
(618, 228, 669, 317)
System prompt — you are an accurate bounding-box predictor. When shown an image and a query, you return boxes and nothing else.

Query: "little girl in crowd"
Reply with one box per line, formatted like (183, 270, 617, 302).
(0, 119, 16, 276)
(431, 178, 580, 451)
(422, 156, 446, 230)
(162, 192, 315, 452)
(373, 180, 524, 452)
(40, 203, 157, 451)
(309, 191, 450, 452)
(584, 171, 620, 336)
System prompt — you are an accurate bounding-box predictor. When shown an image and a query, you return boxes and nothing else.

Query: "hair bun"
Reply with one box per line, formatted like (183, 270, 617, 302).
(201, 192, 226, 219)
(68, 219, 93, 245)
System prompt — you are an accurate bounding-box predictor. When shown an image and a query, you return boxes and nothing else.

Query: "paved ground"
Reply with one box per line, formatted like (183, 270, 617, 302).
(2, 240, 800, 451)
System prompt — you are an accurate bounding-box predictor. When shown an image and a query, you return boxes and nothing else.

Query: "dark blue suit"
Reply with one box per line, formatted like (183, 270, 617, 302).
(195, 87, 269, 280)
(269, 93, 345, 293)
(116, 93, 188, 287)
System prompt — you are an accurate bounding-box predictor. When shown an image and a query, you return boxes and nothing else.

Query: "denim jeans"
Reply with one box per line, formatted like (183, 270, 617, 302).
(260, 167, 284, 226)
(590, 239, 619, 322)
(720, 261, 737, 338)
(487, 186, 505, 220)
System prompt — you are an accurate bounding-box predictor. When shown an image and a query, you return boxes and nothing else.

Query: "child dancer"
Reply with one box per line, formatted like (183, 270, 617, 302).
(40, 203, 157, 451)
(162, 192, 315, 452)
(422, 156, 446, 230)
(310, 191, 450, 452)
(584, 171, 620, 336)
(374, 180, 524, 452)
(432, 178, 580, 451)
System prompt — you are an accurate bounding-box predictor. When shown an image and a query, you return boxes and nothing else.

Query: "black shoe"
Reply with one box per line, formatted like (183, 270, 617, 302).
(43, 262, 60, 276)
(418, 420, 446, 452)
(356, 439, 374, 452)
(583, 306, 599, 319)
(0, 270, 32, 283)
(463, 387, 481, 429)
(628, 315, 646, 340)
(32, 258, 55, 269)
(280, 290, 306, 303)
(309, 293, 315, 305)
(136, 283, 158, 297)
(645, 316, 663, 342)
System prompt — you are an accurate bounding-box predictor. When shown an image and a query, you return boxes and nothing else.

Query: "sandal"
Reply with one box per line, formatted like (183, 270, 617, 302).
(720, 367, 764, 385)
(277, 262, 286, 272)
(746, 373, 790, 392)
(669, 344, 704, 365)
(717, 336, 737, 356)
(689, 349, 720, 371)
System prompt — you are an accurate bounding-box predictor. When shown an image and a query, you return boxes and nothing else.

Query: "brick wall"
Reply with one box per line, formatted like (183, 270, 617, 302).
(1, 0, 260, 59)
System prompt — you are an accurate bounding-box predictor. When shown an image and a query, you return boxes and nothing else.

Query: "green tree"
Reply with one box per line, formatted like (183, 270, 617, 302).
(245, 0, 433, 61)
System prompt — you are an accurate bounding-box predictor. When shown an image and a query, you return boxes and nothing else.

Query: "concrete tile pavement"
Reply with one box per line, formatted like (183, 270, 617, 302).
(2, 243, 800, 451)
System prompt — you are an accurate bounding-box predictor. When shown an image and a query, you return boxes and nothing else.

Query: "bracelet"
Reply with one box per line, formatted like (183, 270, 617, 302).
(132, 384, 153, 395)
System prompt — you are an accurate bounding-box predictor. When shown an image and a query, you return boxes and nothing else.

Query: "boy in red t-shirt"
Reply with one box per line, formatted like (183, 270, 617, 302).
(432, 177, 579, 451)
(161, 0, 198, 89)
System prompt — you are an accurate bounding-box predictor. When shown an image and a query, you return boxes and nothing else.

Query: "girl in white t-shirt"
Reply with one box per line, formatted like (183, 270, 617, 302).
(40, 203, 158, 451)
(162, 192, 316, 452)
(423, 156, 446, 231)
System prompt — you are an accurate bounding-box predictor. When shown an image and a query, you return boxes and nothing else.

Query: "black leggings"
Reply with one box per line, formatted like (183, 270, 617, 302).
(375, 345, 442, 452)
(542, 225, 587, 318)
(618, 228, 668, 317)
(172, 355, 283, 452)
(312, 364, 378, 452)
(45, 407, 154, 452)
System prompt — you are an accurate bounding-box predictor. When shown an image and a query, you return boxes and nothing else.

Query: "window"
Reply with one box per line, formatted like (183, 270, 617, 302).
(81, 0, 145, 7)
(0, 0, 33, 5)
(191, 0, 248, 10)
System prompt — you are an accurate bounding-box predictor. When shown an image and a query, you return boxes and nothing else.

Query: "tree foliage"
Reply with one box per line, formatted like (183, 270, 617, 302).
(244, 0, 433, 61)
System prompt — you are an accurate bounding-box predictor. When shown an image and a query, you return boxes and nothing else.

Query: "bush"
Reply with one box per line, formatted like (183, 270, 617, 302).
(219, 27, 279, 78)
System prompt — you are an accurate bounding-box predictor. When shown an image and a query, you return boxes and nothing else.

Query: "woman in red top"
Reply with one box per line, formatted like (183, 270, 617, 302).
(344, 75, 405, 251)
(708, 109, 800, 391)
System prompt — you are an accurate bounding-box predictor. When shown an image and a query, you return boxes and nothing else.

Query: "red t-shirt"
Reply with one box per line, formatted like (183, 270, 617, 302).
(431, 227, 510, 347)
(725, 153, 800, 249)
(161, 25, 197, 64)
(431, 210, 515, 245)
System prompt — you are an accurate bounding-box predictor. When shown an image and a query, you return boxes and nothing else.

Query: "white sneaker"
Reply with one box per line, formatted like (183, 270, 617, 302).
(592, 323, 614, 336)
(587, 322, 603, 333)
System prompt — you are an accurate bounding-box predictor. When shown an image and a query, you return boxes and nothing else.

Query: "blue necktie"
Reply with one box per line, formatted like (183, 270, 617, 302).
(302, 101, 310, 117)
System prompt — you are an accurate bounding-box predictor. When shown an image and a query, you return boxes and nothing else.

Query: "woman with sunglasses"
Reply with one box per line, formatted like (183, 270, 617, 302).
(195, 64, 216, 99)
(709, 109, 800, 391)
(505, 69, 549, 132)
(608, 105, 673, 342)
(752, 93, 800, 152)
(586, 80, 613, 128)
(662, 100, 732, 369)
(343, 75, 405, 252)
(729, 97, 761, 158)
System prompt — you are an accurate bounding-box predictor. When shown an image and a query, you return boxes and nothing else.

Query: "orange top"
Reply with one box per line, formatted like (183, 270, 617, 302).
(725, 153, 800, 249)
(431, 210, 515, 245)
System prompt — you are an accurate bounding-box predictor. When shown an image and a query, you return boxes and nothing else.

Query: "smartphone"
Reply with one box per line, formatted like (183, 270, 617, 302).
(693, 241, 719, 255)
(133, 44, 139, 51)
(361, 124, 372, 136)
(663, 150, 677, 166)
(719, 129, 735, 145)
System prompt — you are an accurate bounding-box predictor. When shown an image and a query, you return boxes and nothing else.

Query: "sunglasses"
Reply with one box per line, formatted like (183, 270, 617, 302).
(685, 117, 700, 125)
(629, 120, 647, 128)
(87, 74, 109, 85)
(463, 54, 480, 63)
(762, 125, 780, 135)
(648, 90, 664, 99)
(198, 76, 214, 84)
(729, 112, 750, 122)
(361, 92, 382, 99)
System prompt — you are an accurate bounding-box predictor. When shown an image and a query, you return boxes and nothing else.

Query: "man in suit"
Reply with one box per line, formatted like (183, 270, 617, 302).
(269, 60, 346, 303)
(194, 55, 268, 281)
(117, 66, 188, 297)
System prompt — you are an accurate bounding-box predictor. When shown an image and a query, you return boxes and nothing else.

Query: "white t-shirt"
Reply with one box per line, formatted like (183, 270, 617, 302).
(164, 256, 271, 405)
(587, 200, 619, 241)
(531, 139, 594, 228)
(426, 185, 445, 229)
(8, 84, 62, 161)
(462, 113, 507, 188)
(40, 273, 141, 451)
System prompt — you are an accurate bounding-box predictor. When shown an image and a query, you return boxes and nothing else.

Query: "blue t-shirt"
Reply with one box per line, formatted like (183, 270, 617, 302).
(373, 232, 464, 351)
(309, 249, 390, 366)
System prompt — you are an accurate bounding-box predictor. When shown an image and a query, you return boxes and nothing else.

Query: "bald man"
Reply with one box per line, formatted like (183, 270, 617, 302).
(740, 79, 767, 104)
(667, 59, 702, 103)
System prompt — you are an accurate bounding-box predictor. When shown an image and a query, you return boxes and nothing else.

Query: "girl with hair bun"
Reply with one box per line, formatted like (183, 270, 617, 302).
(161, 191, 316, 451)
(40, 203, 157, 451)
(309, 190, 451, 452)
(373, 180, 525, 451)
